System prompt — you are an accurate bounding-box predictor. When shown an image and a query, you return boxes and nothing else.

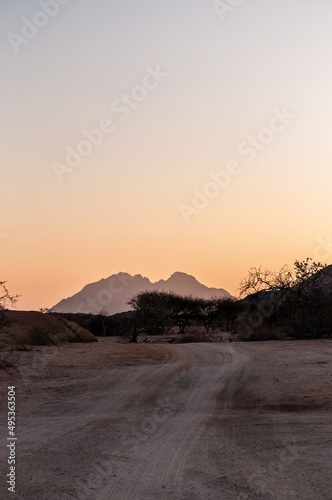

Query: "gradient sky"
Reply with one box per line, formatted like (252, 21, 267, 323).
(1, 0, 332, 310)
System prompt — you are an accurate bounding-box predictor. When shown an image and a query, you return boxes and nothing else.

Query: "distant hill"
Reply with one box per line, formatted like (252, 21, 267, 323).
(50, 272, 232, 315)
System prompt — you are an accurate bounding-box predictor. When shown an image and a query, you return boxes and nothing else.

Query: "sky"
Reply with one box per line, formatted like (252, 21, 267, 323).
(1, 0, 332, 311)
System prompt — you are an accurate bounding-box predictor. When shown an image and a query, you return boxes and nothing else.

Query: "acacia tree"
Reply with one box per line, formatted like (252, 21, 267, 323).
(287, 259, 329, 337)
(128, 291, 203, 338)
(128, 291, 176, 340)
(196, 298, 223, 334)
(168, 295, 199, 335)
(293, 258, 326, 285)
(129, 291, 249, 338)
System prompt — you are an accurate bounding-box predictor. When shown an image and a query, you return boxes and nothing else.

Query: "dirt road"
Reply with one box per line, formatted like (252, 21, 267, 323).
(1, 339, 331, 499)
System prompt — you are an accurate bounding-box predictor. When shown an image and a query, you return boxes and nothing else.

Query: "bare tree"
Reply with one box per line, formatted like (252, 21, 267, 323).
(238, 259, 329, 338)
(239, 259, 326, 298)
(239, 265, 293, 297)
(0, 281, 20, 326)
(0, 281, 21, 373)
(99, 309, 108, 337)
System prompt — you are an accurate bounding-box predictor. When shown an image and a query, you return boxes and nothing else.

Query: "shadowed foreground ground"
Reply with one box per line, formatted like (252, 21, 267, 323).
(0, 339, 331, 499)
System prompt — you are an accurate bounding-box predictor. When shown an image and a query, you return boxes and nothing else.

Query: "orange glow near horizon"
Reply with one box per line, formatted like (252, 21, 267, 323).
(2, 1, 332, 311)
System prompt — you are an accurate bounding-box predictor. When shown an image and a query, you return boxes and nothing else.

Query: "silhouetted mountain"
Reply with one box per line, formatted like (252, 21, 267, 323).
(50, 272, 231, 315)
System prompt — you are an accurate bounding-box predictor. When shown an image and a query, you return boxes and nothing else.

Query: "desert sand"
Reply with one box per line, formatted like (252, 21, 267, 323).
(0, 338, 331, 499)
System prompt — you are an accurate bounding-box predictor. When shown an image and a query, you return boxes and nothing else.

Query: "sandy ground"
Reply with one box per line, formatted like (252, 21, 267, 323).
(0, 338, 331, 500)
